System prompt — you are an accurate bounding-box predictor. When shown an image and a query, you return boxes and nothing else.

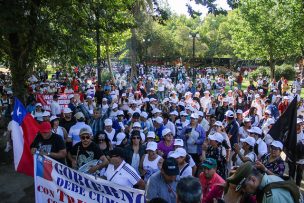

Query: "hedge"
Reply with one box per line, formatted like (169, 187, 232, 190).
(248, 64, 295, 81)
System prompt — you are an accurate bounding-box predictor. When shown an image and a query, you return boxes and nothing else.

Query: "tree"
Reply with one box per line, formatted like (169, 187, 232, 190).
(228, 0, 301, 78)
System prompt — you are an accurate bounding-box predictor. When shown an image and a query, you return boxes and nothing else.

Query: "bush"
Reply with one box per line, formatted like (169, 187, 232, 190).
(100, 70, 112, 85)
(248, 64, 295, 80)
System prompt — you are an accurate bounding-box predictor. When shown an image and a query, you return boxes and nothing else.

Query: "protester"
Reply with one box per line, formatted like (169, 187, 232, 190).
(176, 176, 202, 203)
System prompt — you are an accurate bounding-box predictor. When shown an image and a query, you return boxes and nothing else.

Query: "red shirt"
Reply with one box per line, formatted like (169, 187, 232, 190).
(278, 102, 288, 114)
(199, 172, 225, 203)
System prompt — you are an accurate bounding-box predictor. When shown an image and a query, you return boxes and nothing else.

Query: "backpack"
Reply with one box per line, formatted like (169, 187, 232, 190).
(256, 180, 303, 203)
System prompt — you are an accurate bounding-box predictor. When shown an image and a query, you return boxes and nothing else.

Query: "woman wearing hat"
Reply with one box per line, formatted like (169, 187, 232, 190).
(256, 140, 285, 177)
(139, 141, 163, 182)
(124, 130, 146, 174)
(50, 116, 68, 142)
(157, 128, 174, 158)
(170, 148, 192, 178)
(232, 136, 257, 167)
(32, 103, 44, 122)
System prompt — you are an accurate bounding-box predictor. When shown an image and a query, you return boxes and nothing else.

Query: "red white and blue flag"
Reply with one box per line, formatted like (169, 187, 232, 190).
(12, 98, 40, 176)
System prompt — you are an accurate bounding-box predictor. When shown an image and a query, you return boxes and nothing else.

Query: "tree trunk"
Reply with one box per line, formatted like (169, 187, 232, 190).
(269, 59, 276, 79)
(130, 28, 138, 82)
(105, 40, 114, 81)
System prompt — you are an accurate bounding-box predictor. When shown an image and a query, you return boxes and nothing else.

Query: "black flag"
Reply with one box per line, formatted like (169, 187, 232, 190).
(268, 96, 297, 162)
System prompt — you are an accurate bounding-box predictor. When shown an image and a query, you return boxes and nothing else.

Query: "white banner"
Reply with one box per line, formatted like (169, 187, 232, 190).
(34, 154, 145, 203)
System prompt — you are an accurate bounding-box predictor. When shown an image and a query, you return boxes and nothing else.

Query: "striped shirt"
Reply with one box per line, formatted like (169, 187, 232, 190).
(104, 160, 141, 188)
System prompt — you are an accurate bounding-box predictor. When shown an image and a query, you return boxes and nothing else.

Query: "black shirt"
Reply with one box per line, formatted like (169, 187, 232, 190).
(70, 142, 103, 167)
(31, 133, 66, 164)
(60, 118, 76, 133)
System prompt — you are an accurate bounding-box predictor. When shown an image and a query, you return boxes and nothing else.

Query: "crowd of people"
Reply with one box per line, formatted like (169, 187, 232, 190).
(1, 64, 304, 203)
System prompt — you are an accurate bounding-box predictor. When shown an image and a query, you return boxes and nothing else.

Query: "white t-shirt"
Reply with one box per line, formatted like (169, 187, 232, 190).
(235, 149, 256, 167)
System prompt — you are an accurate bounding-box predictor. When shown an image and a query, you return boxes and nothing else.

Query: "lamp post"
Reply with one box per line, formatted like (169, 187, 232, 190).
(189, 32, 200, 82)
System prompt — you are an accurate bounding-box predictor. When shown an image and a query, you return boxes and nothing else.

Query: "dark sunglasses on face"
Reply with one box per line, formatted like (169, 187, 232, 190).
(132, 136, 140, 140)
(81, 136, 90, 140)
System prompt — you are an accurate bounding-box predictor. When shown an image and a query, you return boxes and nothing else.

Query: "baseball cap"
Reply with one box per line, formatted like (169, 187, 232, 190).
(204, 90, 210, 94)
(190, 113, 198, 119)
(197, 111, 204, 117)
(154, 116, 163, 124)
(117, 110, 124, 116)
(297, 118, 303, 124)
(39, 122, 51, 133)
(255, 94, 260, 99)
(42, 111, 50, 117)
(109, 147, 125, 158)
(265, 118, 275, 126)
(227, 162, 254, 191)
(174, 139, 184, 146)
(180, 111, 188, 116)
(162, 157, 180, 176)
(169, 148, 187, 158)
(104, 118, 113, 126)
(247, 127, 262, 135)
(152, 108, 162, 114)
(140, 112, 148, 118)
(79, 128, 92, 136)
(283, 96, 289, 100)
(162, 128, 171, 137)
(244, 117, 251, 123)
(146, 141, 157, 151)
(116, 132, 126, 145)
(208, 132, 224, 143)
(264, 109, 271, 115)
(170, 111, 178, 116)
(225, 110, 234, 118)
(50, 116, 58, 122)
(133, 122, 141, 128)
(74, 112, 85, 120)
(201, 158, 217, 169)
(147, 131, 156, 138)
(271, 140, 283, 150)
(214, 121, 222, 127)
(63, 108, 72, 114)
(236, 109, 243, 114)
(112, 103, 118, 109)
(240, 136, 256, 146)
(36, 103, 42, 107)
(143, 98, 149, 103)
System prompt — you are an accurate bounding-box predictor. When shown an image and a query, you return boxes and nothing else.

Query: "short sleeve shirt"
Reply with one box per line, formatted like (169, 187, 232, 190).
(70, 142, 103, 167)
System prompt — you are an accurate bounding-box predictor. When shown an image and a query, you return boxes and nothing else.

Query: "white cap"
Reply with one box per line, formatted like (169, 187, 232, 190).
(86, 96, 92, 100)
(248, 127, 262, 135)
(104, 118, 113, 126)
(147, 131, 156, 138)
(140, 112, 148, 118)
(180, 111, 188, 116)
(208, 132, 224, 143)
(163, 98, 169, 103)
(122, 93, 126, 97)
(174, 139, 184, 146)
(197, 111, 204, 117)
(178, 101, 185, 107)
(50, 116, 58, 122)
(236, 109, 243, 114)
(116, 132, 126, 145)
(271, 140, 283, 150)
(68, 94, 74, 99)
(63, 108, 72, 114)
(214, 121, 223, 127)
(42, 111, 50, 117)
(162, 128, 171, 137)
(297, 118, 303, 124)
(102, 97, 108, 101)
(228, 90, 233, 93)
(170, 111, 178, 116)
(152, 108, 162, 114)
(204, 90, 210, 94)
(223, 98, 229, 103)
(190, 113, 198, 119)
(150, 98, 157, 102)
(225, 110, 234, 118)
(255, 94, 260, 99)
(154, 116, 163, 124)
(244, 117, 251, 123)
(283, 96, 289, 100)
(117, 110, 124, 116)
(36, 103, 42, 107)
(169, 148, 187, 158)
(146, 141, 158, 151)
(133, 122, 141, 128)
(143, 98, 149, 102)
(240, 136, 256, 146)
(264, 109, 271, 115)
(112, 103, 118, 109)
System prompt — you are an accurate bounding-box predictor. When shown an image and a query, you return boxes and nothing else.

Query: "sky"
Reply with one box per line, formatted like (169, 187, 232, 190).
(167, 0, 231, 17)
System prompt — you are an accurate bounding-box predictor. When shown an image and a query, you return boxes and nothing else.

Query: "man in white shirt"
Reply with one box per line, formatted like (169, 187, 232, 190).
(51, 94, 61, 116)
(200, 91, 211, 113)
(104, 147, 145, 189)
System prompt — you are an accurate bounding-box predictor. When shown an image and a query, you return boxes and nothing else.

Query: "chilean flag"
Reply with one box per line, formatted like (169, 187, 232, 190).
(12, 98, 40, 176)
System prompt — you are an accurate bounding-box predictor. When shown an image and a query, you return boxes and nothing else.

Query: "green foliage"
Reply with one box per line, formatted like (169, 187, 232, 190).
(100, 70, 112, 84)
(248, 64, 295, 80)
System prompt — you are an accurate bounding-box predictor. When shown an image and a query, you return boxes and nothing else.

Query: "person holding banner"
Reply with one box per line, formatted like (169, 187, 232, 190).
(103, 147, 145, 190)
(68, 128, 108, 174)
(30, 121, 67, 164)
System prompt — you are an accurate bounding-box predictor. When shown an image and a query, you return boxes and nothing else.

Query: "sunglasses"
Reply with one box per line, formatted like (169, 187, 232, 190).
(132, 136, 141, 140)
(81, 136, 90, 140)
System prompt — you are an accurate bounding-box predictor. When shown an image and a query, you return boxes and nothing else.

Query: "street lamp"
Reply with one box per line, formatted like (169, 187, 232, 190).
(189, 32, 200, 81)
